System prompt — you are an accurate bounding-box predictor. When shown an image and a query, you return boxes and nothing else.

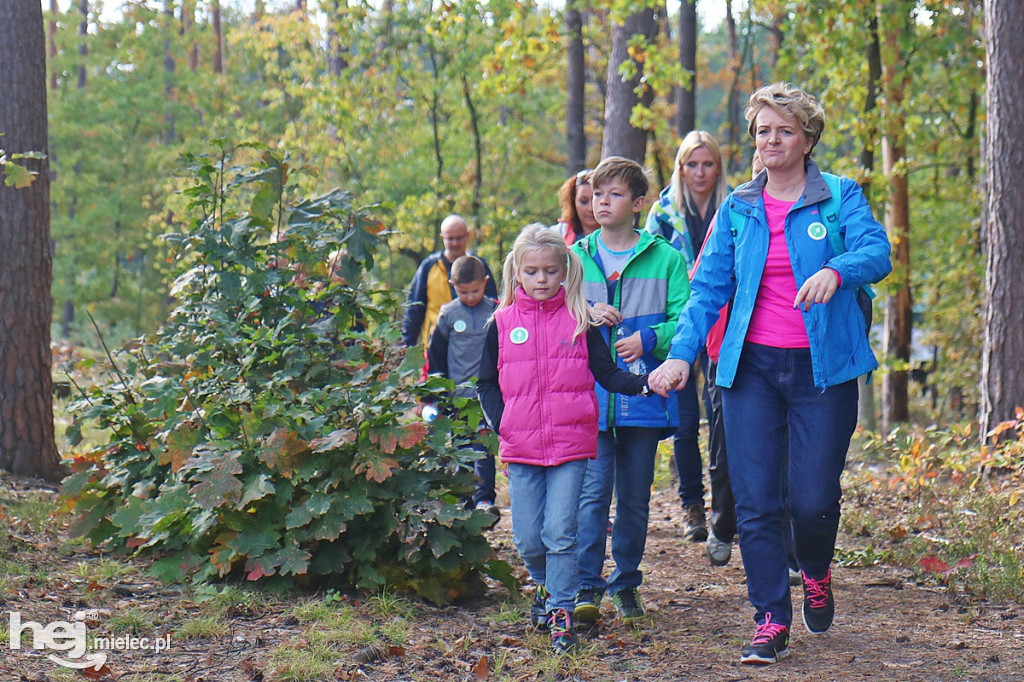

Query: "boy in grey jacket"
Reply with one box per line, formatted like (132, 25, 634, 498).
(427, 255, 500, 524)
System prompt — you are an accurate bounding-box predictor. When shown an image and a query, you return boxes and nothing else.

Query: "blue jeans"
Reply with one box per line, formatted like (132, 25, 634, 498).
(507, 459, 588, 612)
(577, 427, 661, 595)
(723, 343, 857, 627)
(674, 352, 708, 507)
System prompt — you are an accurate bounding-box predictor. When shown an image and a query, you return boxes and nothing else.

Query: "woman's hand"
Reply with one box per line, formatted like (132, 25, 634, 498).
(794, 268, 840, 312)
(614, 332, 644, 362)
(592, 303, 622, 327)
(648, 359, 690, 397)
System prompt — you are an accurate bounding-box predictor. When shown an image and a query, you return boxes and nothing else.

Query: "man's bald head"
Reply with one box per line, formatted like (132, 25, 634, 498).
(440, 214, 470, 261)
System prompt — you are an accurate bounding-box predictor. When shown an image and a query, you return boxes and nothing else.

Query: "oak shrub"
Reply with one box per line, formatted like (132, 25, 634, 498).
(61, 144, 511, 602)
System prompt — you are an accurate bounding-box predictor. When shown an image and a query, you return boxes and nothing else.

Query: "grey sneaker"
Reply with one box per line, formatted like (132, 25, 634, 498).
(610, 587, 646, 622)
(572, 587, 603, 624)
(682, 503, 708, 542)
(706, 531, 732, 566)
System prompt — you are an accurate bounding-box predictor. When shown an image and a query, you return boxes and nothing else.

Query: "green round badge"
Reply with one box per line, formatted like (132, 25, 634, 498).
(453, 320, 467, 333)
(509, 327, 529, 344)
(807, 222, 827, 241)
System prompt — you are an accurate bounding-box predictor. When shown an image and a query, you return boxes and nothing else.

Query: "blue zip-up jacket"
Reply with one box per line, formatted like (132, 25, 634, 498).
(573, 229, 689, 430)
(667, 160, 892, 389)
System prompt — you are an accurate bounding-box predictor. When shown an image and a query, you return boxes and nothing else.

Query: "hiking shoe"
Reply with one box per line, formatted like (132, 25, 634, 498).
(610, 587, 646, 621)
(706, 531, 732, 566)
(740, 613, 790, 664)
(547, 608, 579, 654)
(572, 588, 603, 624)
(789, 567, 802, 586)
(802, 569, 835, 634)
(531, 586, 549, 631)
(475, 500, 501, 528)
(682, 503, 708, 542)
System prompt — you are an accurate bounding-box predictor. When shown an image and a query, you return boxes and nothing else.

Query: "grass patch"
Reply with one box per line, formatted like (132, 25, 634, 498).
(266, 641, 339, 681)
(192, 583, 267, 616)
(176, 613, 231, 640)
(72, 556, 137, 584)
(106, 607, 152, 635)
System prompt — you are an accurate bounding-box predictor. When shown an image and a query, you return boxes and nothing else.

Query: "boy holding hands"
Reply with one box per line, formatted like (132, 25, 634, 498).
(571, 157, 690, 623)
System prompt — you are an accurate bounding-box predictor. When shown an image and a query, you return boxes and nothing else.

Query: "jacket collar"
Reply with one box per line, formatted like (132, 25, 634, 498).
(732, 158, 829, 208)
(514, 285, 566, 309)
(577, 227, 655, 257)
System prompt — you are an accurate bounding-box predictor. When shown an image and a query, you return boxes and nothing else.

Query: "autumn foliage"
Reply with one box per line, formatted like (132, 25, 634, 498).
(61, 144, 511, 602)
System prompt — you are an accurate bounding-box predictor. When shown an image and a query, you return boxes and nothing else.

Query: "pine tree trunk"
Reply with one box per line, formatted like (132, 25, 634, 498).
(980, 0, 1024, 440)
(0, 0, 64, 481)
(879, 1, 914, 431)
(857, 13, 882, 433)
(674, 0, 696, 139)
(565, 3, 587, 174)
(601, 8, 657, 162)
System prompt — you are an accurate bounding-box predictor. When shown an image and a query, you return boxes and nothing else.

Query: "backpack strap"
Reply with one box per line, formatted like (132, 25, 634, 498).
(820, 172, 875, 301)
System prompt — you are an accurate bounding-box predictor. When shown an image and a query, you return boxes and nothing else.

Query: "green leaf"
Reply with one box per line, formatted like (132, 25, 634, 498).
(1, 162, 37, 188)
(190, 451, 243, 509)
(237, 473, 275, 509)
(232, 526, 281, 557)
(269, 542, 311, 576)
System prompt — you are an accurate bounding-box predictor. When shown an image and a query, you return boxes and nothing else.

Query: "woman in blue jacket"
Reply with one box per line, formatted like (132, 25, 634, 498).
(650, 82, 891, 665)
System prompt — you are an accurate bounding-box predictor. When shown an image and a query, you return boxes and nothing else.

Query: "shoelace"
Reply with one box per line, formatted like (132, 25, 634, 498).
(548, 608, 572, 639)
(803, 571, 831, 608)
(752, 613, 787, 644)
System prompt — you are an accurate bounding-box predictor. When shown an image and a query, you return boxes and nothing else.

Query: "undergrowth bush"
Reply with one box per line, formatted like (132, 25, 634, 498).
(61, 143, 512, 602)
(844, 410, 1024, 602)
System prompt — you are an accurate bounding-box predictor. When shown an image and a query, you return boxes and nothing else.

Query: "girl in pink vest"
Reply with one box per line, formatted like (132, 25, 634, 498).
(477, 225, 652, 654)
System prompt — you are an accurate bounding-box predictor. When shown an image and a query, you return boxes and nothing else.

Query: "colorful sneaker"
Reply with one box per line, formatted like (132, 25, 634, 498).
(474, 500, 501, 528)
(706, 531, 732, 566)
(572, 588, 603, 624)
(547, 608, 579, 654)
(740, 613, 790, 664)
(682, 503, 708, 542)
(801, 569, 835, 634)
(610, 587, 646, 622)
(530, 585, 549, 631)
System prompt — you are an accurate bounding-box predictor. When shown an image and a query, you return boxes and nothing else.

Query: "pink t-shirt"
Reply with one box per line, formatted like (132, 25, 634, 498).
(745, 191, 810, 348)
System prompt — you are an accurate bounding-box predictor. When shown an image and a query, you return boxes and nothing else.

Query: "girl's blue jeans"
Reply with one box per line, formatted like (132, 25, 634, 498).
(507, 459, 588, 612)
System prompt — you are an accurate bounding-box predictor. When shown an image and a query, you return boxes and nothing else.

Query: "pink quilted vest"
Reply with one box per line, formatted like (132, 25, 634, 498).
(495, 287, 598, 466)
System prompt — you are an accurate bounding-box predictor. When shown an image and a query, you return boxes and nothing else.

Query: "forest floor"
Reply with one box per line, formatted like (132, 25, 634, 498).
(1, 466, 1022, 682)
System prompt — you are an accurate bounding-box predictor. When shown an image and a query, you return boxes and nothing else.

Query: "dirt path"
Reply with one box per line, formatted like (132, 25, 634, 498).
(2, 480, 1021, 681)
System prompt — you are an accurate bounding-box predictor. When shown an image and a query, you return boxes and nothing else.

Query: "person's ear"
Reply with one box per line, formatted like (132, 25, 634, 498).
(632, 195, 646, 213)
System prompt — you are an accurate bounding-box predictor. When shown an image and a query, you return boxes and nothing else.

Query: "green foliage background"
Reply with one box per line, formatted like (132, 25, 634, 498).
(48, 2, 985, 419)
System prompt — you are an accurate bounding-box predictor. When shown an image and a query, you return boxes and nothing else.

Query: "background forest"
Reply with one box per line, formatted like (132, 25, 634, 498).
(46, 0, 985, 430)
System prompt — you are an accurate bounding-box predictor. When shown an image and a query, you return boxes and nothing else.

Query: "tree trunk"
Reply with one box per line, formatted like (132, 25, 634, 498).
(674, 0, 696, 138)
(212, 0, 225, 75)
(77, 0, 87, 89)
(163, 1, 177, 144)
(48, 0, 59, 90)
(0, 0, 63, 481)
(462, 75, 483, 221)
(182, 0, 199, 72)
(565, 2, 586, 174)
(857, 13, 882, 432)
(601, 7, 658, 162)
(879, 1, 914, 430)
(980, 0, 1024, 440)
(724, 0, 742, 173)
